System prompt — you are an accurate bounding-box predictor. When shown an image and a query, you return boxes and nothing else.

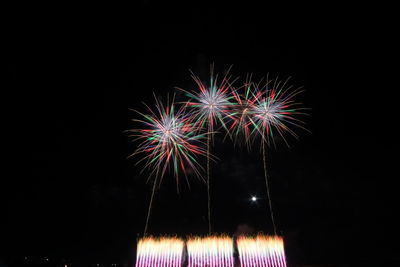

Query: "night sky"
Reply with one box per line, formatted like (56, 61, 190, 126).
(4, 4, 396, 267)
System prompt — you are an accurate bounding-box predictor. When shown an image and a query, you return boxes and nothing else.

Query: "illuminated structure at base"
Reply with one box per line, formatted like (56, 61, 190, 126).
(135, 235, 286, 267)
(187, 236, 234, 267)
(237, 236, 287, 267)
(135, 237, 184, 267)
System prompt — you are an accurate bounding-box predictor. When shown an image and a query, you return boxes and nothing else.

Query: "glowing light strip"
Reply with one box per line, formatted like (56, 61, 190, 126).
(135, 237, 184, 267)
(237, 235, 287, 267)
(187, 236, 234, 267)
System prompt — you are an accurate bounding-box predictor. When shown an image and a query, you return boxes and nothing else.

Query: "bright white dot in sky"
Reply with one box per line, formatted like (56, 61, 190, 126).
(251, 196, 257, 202)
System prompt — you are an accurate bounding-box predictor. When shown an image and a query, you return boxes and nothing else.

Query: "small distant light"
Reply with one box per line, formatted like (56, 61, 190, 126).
(251, 196, 257, 202)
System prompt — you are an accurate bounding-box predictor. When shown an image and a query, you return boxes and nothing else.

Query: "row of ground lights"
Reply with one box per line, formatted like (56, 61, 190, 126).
(136, 235, 287, 267)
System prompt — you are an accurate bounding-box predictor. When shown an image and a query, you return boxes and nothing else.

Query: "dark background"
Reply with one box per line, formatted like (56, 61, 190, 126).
(4, 3, 395, 267)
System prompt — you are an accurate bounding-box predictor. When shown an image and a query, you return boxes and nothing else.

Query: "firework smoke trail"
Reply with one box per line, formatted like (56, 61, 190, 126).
(178, 66, 237, 234)
(237, 235, 287, 267)
(128, 96, 207, 235)
(187, 236, 234, 267)
(135, 237, 184, 267)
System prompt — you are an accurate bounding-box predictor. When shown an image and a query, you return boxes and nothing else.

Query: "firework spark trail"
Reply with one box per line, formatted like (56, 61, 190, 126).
(177, 66, 237, 234)
(143, 175, 158, 236)
(128, 96, 208, 235)
(187, 236, 234, 267)
(206, 134, 211, 234)
(135, 237, 184, 267)
(237, 236, 287, 267)
(262, 142, 277, 236)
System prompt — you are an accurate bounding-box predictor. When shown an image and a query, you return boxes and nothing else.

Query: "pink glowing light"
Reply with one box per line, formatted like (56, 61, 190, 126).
(135, 237, 184, 267)
(237, 235, 287, 267)
(187, 236, 234, 267)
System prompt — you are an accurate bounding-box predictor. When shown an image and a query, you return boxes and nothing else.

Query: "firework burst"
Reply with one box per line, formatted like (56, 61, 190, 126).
(249, 77, 308, 147)
(129, 96, 207, 183)
(178, 67, 236, 135)
(229, 76, 307, 148)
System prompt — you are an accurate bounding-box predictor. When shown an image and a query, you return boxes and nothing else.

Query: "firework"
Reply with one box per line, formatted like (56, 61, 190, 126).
(129, 96, 207, 183)
(237, 235, 287, 267)
(187, 236, 234, 267)
(135, 237, 184, 267)
(178, 67, 236, 135)
(129, 96, 208, 235)
(230, 77, 306, 147)
(249, 77, 307, 147)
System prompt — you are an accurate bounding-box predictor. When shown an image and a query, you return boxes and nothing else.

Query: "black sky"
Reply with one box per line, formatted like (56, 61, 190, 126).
(4, 4, 395, 267)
